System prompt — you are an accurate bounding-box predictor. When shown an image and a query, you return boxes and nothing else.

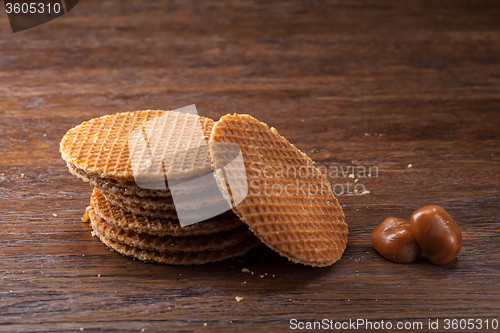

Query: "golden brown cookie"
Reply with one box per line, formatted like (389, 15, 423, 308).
(91, 188, 244, 237)
(66, 162, 172, 198)
(88, 208, 261, 265)
(209, 114, 348, 267)
(88, 207, 254, 252)
(60, 110, 214, 183)
(99, 189, 177, 219)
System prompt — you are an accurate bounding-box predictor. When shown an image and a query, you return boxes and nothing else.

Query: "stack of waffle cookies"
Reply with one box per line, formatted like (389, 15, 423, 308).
(60, 110, 260, 265)
(61, 109, 348, 267)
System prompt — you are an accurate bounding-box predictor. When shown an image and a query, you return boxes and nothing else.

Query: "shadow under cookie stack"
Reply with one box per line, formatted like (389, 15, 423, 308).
(61, 109, 349, 267)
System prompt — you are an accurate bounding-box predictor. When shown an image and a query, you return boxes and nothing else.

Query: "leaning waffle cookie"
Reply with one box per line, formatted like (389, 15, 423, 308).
(91, 188, 244, 236)
(89, 209, 261, 265)
(60, 110, 214, 184)
(88, 208, 254, 252)
(209, 114, 348, 267)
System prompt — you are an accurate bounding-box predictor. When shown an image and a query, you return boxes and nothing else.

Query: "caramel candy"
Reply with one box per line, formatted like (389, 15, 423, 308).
(371, 217, 422, 263)
(411, 205, 462, 265)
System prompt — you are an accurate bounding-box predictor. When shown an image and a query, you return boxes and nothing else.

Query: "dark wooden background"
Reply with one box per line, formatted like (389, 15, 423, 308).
(0, 0, 499, 332)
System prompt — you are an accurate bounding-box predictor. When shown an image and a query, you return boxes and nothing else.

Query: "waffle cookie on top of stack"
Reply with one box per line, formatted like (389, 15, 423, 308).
(61, 109, 348, 267)
(61, 110, 260, 265)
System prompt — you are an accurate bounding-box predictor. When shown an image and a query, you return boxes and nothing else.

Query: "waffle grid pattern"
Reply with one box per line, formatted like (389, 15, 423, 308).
(91, 188, 244, 237)
(67, 163, 172, 198)
(60, 110, 214, 183)
(89, 208, 253, 252)
(210, 114, 348, 267)
(89, 207, 261, 265)
(98, 189, 178, 219)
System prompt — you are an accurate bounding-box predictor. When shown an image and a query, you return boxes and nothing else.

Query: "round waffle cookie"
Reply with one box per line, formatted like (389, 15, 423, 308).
(88, 207, 254, 252)
(99, 180, 235, 219)
(88, 208, 261, 265)
(70, 161, 227, 219)
(60, 110, 215, 184)
(209, 114, 348, 267)
(98, 189, 178, 219)
(91, 188, 244, 237)
(66, 162, 172, 198)
(67, 162, 217, 198)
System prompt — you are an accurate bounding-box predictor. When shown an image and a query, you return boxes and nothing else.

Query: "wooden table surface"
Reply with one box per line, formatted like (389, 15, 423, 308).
(1, 1, 499, 332)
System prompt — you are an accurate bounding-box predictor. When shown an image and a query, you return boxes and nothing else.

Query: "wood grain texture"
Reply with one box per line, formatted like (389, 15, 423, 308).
(0, 0, 499, 332)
